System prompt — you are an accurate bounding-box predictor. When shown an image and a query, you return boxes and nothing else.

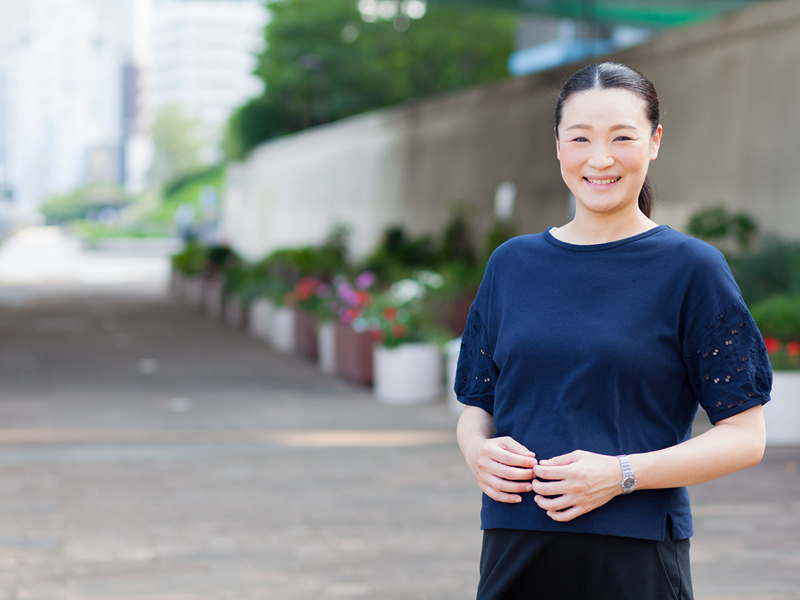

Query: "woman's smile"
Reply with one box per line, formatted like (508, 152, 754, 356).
(584, 176, 621, 188)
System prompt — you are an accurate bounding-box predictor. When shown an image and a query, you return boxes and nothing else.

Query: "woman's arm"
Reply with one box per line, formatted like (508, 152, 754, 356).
(457, 405, 538, 503)
(531, 405, 766, 522)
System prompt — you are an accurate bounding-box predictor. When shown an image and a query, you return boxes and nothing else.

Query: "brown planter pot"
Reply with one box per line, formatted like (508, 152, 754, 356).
(295, 309, 318, 361)
(335, 321, 374, 386)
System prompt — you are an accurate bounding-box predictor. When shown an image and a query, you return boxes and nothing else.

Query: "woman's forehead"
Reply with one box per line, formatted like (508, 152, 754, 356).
(559, 88, 649, 128)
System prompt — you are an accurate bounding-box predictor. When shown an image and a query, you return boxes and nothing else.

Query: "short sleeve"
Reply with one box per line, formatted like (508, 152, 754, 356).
(682, 298, 772, 424)
(454, 306, 499, 414)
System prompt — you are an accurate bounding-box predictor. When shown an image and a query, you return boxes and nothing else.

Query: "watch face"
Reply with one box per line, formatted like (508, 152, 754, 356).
(621, 477, 636, 493)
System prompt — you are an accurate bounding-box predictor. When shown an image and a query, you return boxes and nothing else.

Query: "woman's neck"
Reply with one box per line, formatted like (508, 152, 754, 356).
(550, 207, 658, 245)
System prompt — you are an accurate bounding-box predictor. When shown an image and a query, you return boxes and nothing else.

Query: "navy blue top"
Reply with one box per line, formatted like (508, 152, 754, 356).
(455, 225, 772, 541)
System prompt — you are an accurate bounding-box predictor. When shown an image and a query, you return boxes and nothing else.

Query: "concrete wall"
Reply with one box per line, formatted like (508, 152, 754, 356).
(220, 0, 800, 262)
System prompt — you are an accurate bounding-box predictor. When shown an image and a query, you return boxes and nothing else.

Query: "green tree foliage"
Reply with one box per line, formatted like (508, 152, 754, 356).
(225, 0, 515, 159)
(151, 104, 207, 185)
(40, 183, 129, 225)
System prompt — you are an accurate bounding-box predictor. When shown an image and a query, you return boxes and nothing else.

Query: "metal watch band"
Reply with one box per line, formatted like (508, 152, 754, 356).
(617, 454, 636, 494)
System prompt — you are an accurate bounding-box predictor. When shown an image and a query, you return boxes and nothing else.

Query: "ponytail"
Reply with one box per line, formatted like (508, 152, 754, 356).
(638, 175, 654, 218)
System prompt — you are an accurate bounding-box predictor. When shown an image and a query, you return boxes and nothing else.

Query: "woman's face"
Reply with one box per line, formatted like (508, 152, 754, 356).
(556, 88, 662, 218)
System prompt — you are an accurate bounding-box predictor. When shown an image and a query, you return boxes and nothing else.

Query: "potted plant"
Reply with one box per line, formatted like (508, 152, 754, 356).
(751, 295, 800, 446)
(363, 270, 449, 405)
(333, 271, 378, 385)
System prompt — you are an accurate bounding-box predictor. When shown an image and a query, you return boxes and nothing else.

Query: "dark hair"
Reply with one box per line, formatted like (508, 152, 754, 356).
(554, 62, 660, 218)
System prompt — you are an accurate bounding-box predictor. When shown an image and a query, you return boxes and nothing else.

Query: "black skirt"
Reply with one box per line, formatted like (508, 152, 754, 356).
(478, 519, 693, 600)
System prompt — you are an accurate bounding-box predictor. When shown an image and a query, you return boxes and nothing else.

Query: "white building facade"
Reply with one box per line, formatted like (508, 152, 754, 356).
(4, 0, 124, 217)
(150, 0, 267, 163)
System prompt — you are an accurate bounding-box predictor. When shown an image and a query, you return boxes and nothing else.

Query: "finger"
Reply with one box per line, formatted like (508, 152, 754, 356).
(534, 493, 573, 512)
(483, 461, 534, 482)
(546, 505, 585, 522)
(532, 464, 569, 481)
(531, 479, 565, 496)
(537, 451, 580, 467)
(484, 444, 537, 469)
(495, 436, 537, 458)
(481, 473, 533, 495)
(479, 482, 525, 504)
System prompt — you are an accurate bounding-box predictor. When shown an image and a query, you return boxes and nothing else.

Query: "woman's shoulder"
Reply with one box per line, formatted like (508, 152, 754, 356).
(653, 227, 729, 269)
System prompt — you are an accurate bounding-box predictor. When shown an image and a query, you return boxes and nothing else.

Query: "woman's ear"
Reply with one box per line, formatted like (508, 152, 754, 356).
(555, 128, 561, 160)
(650, 124, 663, 160)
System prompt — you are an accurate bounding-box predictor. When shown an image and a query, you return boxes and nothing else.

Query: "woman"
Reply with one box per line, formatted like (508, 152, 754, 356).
(455, 62, 771, 600)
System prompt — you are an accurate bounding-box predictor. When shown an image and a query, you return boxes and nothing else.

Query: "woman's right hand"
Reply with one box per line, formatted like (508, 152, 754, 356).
(465, 435, 537, 503)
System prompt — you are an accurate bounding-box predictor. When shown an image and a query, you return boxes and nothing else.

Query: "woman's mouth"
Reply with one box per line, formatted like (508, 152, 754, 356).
(584, 176, 621, 188)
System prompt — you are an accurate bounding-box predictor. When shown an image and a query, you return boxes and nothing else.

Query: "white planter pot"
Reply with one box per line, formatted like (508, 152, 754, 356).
(373, 343, 443, 405)
(182, 276, 204, 308)
(444, 337, 463, 415)
(764, 371, 800, 447)
(318, 320, 337, 374)
(269, 306, 296, 353)
(248, 298, 273, 341)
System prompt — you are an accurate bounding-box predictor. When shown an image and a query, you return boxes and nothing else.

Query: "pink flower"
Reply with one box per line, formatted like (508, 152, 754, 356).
(355, 271, 376, 289)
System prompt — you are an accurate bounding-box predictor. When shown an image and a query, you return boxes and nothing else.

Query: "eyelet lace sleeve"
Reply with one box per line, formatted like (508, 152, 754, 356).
(683, 299, 772, 424)
(454, 306, 499, 414)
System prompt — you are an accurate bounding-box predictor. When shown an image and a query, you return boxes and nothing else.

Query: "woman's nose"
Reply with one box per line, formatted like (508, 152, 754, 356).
(587, 145, 614, 169)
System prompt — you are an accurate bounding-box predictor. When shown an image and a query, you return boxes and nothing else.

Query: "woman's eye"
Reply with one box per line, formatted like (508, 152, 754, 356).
(614, 136, 632, 142)
(570, 137, 588, 143)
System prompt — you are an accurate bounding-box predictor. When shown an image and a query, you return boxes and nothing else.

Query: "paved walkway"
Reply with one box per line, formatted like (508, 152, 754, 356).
(0, 283, 797, 598)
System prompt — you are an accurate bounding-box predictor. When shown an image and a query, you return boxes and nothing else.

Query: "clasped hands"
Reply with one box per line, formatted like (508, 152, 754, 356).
(465, 435, 624, 522)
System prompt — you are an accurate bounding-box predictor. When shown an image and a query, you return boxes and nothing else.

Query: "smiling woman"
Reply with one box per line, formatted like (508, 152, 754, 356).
(454, 63, 771, 600)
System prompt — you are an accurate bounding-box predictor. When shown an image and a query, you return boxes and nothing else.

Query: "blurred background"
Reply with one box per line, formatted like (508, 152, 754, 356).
(0, 0, 799, 598)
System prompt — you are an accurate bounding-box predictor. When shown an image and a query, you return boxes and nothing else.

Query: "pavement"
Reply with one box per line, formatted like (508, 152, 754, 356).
(0, 228, 797, 600)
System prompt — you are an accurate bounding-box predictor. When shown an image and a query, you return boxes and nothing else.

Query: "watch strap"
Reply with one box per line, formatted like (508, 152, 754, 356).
(617, 454, 636, 494)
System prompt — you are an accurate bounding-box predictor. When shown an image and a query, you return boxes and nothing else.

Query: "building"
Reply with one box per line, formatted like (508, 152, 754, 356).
(4, 0, 124, 217)
(150, 0, 267, 164)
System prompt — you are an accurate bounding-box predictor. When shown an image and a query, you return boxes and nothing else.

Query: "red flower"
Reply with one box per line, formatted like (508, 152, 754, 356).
(383, 306, 398, 321)
(764, 337, 782, 354)
(390, 323, 409, 338)
(787, 341, 800, 357)
(356, 290, 372, 306)
(370, 329, 385, 343)
(294, 277, 318, 301)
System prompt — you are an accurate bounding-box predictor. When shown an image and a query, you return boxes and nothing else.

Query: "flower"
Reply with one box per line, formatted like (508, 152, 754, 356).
(294, 277, 318, 301)
(787, 341, 800, 357)
(355, 270, 377, 289)
(414, 270, 444, 289)
(390, 279, 426, 303)
(370, 329, 385, 343)
(764, 337, 783, 354)
(383, 306, 398, 321)
(390, 323, 409, 338)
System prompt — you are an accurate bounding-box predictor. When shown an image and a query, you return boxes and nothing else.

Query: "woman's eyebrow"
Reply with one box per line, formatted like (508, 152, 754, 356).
(565, 123, 638, 131)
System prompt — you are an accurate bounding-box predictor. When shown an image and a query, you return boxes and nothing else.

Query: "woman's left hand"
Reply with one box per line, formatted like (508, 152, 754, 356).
(531, 450, 622, 522)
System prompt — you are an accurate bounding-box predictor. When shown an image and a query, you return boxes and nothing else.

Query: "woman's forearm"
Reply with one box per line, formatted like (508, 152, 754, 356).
(629, 405, 766, 490)
(456, 405, 496, 465)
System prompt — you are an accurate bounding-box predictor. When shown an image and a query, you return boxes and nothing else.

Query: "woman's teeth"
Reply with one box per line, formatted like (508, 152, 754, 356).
(585, 177, 621, 185)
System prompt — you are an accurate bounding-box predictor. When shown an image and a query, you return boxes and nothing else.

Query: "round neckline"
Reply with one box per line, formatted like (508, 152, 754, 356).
(544, 224, 669, 252)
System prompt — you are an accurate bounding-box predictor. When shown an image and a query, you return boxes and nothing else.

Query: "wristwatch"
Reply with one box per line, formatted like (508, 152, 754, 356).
(617, 455, 637, 494)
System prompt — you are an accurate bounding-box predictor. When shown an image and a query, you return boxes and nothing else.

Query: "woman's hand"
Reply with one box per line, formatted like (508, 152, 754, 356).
(465, 435, 537, 504)
(531, 450, 621, 521)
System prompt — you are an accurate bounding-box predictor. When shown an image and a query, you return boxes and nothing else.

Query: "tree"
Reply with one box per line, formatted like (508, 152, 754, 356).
(225, 0, 515, 159)
(150, 104, 207, 185)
